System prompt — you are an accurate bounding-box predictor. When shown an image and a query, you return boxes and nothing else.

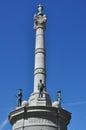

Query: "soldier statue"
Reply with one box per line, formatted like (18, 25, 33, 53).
(38, 80, 45, 98)
(16, 89, 22, 107)
(57, 90, 61, 107)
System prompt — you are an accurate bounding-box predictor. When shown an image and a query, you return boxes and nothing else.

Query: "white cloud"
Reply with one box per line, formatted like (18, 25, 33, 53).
(0, 118, 8, 130)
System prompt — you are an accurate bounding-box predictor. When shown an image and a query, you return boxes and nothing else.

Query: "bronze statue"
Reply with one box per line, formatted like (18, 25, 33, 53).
(57, 90, 61, 107)
(38, 4, 43, 15)
(38, 80, 44, 98)
(16, 89, 22, 107)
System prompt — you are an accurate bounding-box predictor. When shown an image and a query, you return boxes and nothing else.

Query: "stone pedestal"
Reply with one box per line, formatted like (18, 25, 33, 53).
(29, 92, 52, 106)
(9, 106, 71, 130)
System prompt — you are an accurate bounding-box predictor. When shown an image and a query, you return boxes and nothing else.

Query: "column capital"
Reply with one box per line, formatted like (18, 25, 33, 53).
(34, 14, 47, 30)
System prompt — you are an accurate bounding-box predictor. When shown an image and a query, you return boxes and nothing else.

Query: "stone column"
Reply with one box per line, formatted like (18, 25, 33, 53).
(34, 5, 47, 92)
(29, 5, 51, 106)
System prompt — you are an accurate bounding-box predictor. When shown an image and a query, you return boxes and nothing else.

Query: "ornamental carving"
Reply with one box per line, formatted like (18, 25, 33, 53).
(28, 118, 52, 124)
(34, 14, 47, 30)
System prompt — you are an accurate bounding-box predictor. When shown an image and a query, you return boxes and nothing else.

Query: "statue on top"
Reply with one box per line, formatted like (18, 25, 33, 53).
(38, 4, 43, 15)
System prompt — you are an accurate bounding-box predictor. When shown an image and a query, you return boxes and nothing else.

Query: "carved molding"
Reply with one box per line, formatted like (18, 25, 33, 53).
(28, 118, 52, 124)
(35, 48, 45, 55)
(34, 14, 47, 30)
(34, 68, 46, 75)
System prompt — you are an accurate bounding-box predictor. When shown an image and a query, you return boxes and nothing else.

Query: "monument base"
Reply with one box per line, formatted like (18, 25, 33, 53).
(9, 106, 71, 130)
(29, 91, 52, 106)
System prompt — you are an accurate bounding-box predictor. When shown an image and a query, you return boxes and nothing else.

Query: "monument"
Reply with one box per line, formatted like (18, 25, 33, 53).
(9, 5, 71, 130)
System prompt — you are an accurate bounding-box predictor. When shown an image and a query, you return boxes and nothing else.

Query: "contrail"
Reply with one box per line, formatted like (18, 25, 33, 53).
(0, 118, 8, 130)
(0, 107, 14, 130)
(63, 101, 86, 106)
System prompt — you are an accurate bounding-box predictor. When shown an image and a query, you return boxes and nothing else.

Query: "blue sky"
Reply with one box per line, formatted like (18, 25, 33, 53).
(0, 0, 86, 130)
